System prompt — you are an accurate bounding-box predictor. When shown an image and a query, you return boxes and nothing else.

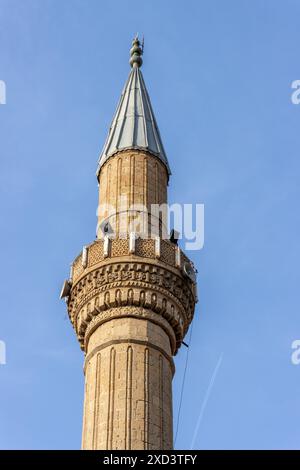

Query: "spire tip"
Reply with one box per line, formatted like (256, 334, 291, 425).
(130, 35, 143, 68)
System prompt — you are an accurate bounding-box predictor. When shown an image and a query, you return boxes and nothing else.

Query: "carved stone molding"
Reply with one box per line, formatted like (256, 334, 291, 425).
(71, 238, 194, 285)
(67, 261, 196, 354)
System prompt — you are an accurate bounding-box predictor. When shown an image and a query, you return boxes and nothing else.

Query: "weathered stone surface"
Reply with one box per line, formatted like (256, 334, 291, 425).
(66, 149, 196, 450)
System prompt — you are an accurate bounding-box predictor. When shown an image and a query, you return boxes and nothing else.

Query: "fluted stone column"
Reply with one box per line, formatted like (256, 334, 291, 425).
(97, 149, 168, 239)
(65, 147, 197, 449)
(82, 315, 174, 450)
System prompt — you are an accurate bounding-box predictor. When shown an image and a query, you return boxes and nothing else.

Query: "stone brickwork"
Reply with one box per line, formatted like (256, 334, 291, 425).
(82, 317, 173, 450)
(97, 150, 168, 238)
(66, 149, 197, 450)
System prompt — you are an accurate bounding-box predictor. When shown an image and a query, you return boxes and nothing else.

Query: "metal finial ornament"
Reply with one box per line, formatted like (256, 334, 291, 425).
(129, 35, 143, 68)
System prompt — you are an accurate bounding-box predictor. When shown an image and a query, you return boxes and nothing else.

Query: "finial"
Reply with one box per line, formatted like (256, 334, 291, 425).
(129, 35, 143, 68)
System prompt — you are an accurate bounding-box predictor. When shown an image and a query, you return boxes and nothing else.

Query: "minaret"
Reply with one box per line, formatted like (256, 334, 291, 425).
(61, 37, 197, 450)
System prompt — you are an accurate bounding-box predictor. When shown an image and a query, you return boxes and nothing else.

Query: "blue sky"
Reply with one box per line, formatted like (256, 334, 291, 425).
(0, 0, 300, 450)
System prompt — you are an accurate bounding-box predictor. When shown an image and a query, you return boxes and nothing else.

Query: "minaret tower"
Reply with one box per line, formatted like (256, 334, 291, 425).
(61, 37, 197, 450)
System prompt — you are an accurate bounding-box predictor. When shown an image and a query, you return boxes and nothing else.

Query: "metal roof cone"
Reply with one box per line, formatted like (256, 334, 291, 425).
(96, 37, 171, 178)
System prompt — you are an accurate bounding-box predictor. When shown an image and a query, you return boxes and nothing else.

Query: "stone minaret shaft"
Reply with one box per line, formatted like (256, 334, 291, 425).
(63, 38, 196, 450)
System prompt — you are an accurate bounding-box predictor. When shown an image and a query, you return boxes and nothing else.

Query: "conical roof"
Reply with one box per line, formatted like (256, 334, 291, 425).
(96, 37, 171, 178)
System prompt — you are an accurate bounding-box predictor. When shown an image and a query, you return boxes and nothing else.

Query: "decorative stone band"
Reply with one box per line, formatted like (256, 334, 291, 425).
(71, 237, 193, 285)
(84, 306, 177, 359)
(67, 261, 196, 355)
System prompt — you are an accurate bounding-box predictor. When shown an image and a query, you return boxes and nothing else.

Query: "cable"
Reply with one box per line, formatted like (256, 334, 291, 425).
(174, 319, 194, 446)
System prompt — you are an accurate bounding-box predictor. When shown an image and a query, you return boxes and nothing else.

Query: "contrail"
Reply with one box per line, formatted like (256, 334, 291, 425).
(190, 352, 224, 450)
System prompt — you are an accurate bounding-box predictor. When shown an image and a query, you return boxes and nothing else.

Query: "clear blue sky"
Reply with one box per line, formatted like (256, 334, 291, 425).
(0, 0, 299, 450)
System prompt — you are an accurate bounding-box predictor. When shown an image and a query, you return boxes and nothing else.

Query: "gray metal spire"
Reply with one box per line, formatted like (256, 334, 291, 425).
(96, 37, 171, 178)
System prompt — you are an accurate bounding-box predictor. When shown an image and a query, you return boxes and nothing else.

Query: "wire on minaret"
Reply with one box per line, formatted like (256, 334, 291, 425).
(174, 319, 194, 446)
